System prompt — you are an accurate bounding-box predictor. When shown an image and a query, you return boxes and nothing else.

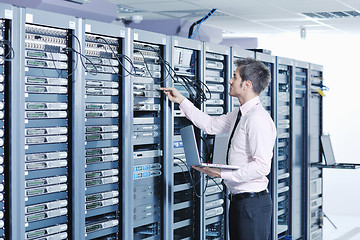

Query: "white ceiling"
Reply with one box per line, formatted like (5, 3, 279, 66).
(106, 0, 360, 36)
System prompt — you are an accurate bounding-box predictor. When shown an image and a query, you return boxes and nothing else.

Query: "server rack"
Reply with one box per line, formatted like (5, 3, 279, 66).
(308, 64, 324, 240)
(6, 5, 26, 240)
(14, 8, 77, 240)
(82, 20, 126, 240)
(254, 52, 278, 239)
(127, 29, 169, 240)
(229, 47, 254, 111)
(170, 36, 202, 240)
(202, 42, 230, 240)
(0, 13, 10, 240)
(71, 17, 86, 240)
(254, 53, 275, 116)
(275, 57, 294, 239)
(291, 60, 309, 239)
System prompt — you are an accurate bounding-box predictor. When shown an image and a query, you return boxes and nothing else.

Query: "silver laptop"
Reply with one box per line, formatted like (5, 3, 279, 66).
(321, 134, 360, 168)
(180, 125, 240, 170)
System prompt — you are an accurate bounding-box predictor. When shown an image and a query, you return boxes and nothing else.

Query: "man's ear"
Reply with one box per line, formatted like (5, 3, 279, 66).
(245, 80, 252, 89)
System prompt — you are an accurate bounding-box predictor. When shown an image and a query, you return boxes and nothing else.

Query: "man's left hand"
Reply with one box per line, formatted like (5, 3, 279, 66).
(192, 166, 221, 178)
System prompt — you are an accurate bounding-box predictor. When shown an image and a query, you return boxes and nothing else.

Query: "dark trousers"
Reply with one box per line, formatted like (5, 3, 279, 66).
(229, 192, 272, 240)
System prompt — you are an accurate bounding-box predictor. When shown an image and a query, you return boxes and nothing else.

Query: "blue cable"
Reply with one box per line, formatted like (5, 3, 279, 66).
(190, 11, 213, 39)
(278, 235, 294, 240)
(189, 9, 217, 40)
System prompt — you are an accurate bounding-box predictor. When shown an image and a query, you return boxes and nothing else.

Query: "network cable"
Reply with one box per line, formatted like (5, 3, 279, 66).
(96, 36, 136, 77)
(279, 235, 294, 240)
(69, 33, 98, 77)
(1, 40, 15, 61)
(173, 157, 209, 198)
(143, 44, 212, 104)
(133, 49, 158, 82)
(188, 9, 217, 39)
(32, 35, 66, 77)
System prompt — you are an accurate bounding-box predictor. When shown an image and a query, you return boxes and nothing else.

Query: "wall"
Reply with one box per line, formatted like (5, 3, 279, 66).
(256, 32, 360, 217)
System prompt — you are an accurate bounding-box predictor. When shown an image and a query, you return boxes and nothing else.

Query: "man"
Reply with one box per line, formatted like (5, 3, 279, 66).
(161, 58, 276, 240)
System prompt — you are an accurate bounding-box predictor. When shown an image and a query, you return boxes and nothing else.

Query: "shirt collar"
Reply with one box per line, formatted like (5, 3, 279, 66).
(239, 96, 261, 116)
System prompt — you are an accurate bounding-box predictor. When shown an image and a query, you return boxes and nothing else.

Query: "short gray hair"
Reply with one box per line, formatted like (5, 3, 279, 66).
(235, 58, 270, 95)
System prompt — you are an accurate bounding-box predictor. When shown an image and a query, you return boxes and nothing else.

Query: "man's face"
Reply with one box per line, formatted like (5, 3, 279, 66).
(229, 66, 244, 97)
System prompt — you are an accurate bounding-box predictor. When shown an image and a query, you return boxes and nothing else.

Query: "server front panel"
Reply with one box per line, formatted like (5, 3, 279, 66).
(230, 56, 241, 110)
(24, 23, 71, 240)
(84, 33, 121, 239)
(0, 18, 8, 240)
(309, 66, 324, 240)
(276, 61, 292, 239)
(132, 41, 164, 240)
(203, 48, 228, 240)
(292, 63, 309, 238)
(255, 54, 277, 239)
(229, 49, 254, 111)
(259, 63, 273, 115)
(172, 44, 201, 239)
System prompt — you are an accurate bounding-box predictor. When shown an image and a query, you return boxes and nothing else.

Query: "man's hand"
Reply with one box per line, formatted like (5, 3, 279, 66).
(159, 87, 185, 104)
(192, 166, 221, 178)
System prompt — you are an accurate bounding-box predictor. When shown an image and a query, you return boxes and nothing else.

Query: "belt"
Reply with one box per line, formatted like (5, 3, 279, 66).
(229, 189, 269, 201)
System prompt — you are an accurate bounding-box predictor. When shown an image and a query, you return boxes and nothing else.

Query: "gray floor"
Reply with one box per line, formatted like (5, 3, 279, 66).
(323, 215, 360, 240)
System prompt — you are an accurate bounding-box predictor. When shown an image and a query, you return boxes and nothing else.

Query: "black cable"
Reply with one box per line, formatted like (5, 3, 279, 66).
(173, 161, 194, 190)
(173, 157, 208, 198)
(67, 47, 98, 76)
(1, 40, 15, 61)
(174, 157, 229, 201)
(32, 35, 63, 77)
(143, 44, 212, 105)
(207, 175, 230, 200)
(120, 53, 136, 75)
(98, 44, 119, 76)
(142, 44, 211, 103)
(70, 34, 98, 76)
(188, 9, 217, 38)
(133, 49, 158, 82)
(64, 46, 78, 79)
(143, 44, 173, 81)
(173, 157, 197, 186)
(95, 36, 135, 77)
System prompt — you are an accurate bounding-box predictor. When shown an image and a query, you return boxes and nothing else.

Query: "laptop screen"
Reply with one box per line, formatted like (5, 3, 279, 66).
(212, 134, 229, 164)
(320, 135, 336, 165)
(180, 125, 201, 167)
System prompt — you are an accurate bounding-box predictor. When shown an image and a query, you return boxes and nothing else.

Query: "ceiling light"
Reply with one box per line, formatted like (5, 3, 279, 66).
(345, 11, 360, 17)
(300, 26, 306, 40)
(117, 5, 145, 14)
(65, 0, 91, 4)
(302, 10, 360, 19)
(131, 15, 143, 24)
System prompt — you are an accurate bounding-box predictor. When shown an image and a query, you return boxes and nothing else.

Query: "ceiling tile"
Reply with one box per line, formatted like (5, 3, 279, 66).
(240, 13, 306, 21)
(107, 0, 180, 3)
(107, 0, 360, 36)
(158, 9, 228, 19)
(125, 1, 201, 12)
(259, 0, 349, 13)
(117, 12, 172, 20)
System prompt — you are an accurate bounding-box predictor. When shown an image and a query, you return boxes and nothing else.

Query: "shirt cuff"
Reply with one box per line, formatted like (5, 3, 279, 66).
(220, 169, 233, 181)
(179, 98, 193, 112)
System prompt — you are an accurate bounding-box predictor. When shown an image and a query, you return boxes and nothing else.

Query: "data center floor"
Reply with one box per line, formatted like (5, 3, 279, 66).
(323, 215, 360, 240)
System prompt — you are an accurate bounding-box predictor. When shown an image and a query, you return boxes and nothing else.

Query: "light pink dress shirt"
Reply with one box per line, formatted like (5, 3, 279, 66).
(179, 96, 276, 194)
